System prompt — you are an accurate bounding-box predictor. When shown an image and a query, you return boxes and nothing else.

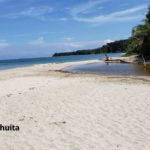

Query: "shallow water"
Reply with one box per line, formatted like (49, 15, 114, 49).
(64, 62, 150, 76)
(0, 53, 122, 70)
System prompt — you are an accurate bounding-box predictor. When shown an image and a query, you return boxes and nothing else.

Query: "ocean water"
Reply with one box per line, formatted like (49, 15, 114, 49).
(0, 53, 123, 70)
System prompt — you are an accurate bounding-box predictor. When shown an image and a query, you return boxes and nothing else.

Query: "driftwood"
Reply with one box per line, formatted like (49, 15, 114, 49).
(103, 55, 150, 68)
(104, 58, 127, 63)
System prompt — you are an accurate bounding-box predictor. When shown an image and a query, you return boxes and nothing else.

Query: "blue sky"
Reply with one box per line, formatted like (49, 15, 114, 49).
(0, 0, 149, 59)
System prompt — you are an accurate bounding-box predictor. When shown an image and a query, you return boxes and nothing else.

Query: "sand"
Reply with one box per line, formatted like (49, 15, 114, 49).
(0, 60, 150, 150)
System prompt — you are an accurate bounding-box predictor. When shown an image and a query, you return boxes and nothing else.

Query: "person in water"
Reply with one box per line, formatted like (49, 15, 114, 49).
(105, 54, 109, 61)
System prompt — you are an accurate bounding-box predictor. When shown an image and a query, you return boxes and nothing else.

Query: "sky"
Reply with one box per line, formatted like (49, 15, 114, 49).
(0, 0, 149, 60)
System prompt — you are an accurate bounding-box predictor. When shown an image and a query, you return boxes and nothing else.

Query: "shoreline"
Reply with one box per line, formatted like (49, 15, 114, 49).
(0, 59, 100, 71)
(0, 59, 150, 81)
(0, 53, 123, 71)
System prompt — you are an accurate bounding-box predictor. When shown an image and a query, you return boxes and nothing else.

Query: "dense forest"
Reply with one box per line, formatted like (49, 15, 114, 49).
(53, 39, 129, 57)
(53, 6, 150, 57)
(126, 6, 150, 56)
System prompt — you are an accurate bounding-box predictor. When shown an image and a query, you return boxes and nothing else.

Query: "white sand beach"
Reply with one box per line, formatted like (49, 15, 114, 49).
(0, 60, 150, 150)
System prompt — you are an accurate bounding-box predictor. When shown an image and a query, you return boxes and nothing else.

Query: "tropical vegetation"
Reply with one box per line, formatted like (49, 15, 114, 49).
(126, 6, 150, 56)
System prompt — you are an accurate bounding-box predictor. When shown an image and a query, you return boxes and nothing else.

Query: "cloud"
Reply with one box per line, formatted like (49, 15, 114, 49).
(29, 37, 113, 51)
(71, 1, 148, 23)
(59, 18, 68, 21)
(71, 0, 107, 16)
(61, 39, 113, 50)
(1, 6, 54, 20)
(103, 39, 114, 44)
(0, 40, 9, 49)
(63, 37, 74, 41)
(29, 37, 49, 47)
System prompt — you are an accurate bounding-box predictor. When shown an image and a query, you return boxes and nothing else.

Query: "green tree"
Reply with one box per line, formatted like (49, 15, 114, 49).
(146, 6, 150, 23)
(127, 6, 150, 56)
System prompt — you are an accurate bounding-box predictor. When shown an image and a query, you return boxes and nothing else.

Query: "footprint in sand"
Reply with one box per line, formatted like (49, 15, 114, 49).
(19, 116, 26, 121)
(29, 87, 35, 90)
(49, 121, 66, 125)
(19, 116, 34, 122)
(6, 94, 13, 97)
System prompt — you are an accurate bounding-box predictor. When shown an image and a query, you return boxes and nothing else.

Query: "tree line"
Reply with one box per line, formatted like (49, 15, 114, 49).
(52, 39, 129, 57)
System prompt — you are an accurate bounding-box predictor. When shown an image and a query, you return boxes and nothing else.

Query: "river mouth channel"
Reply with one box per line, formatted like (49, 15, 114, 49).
(63, 62, 150, 76)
